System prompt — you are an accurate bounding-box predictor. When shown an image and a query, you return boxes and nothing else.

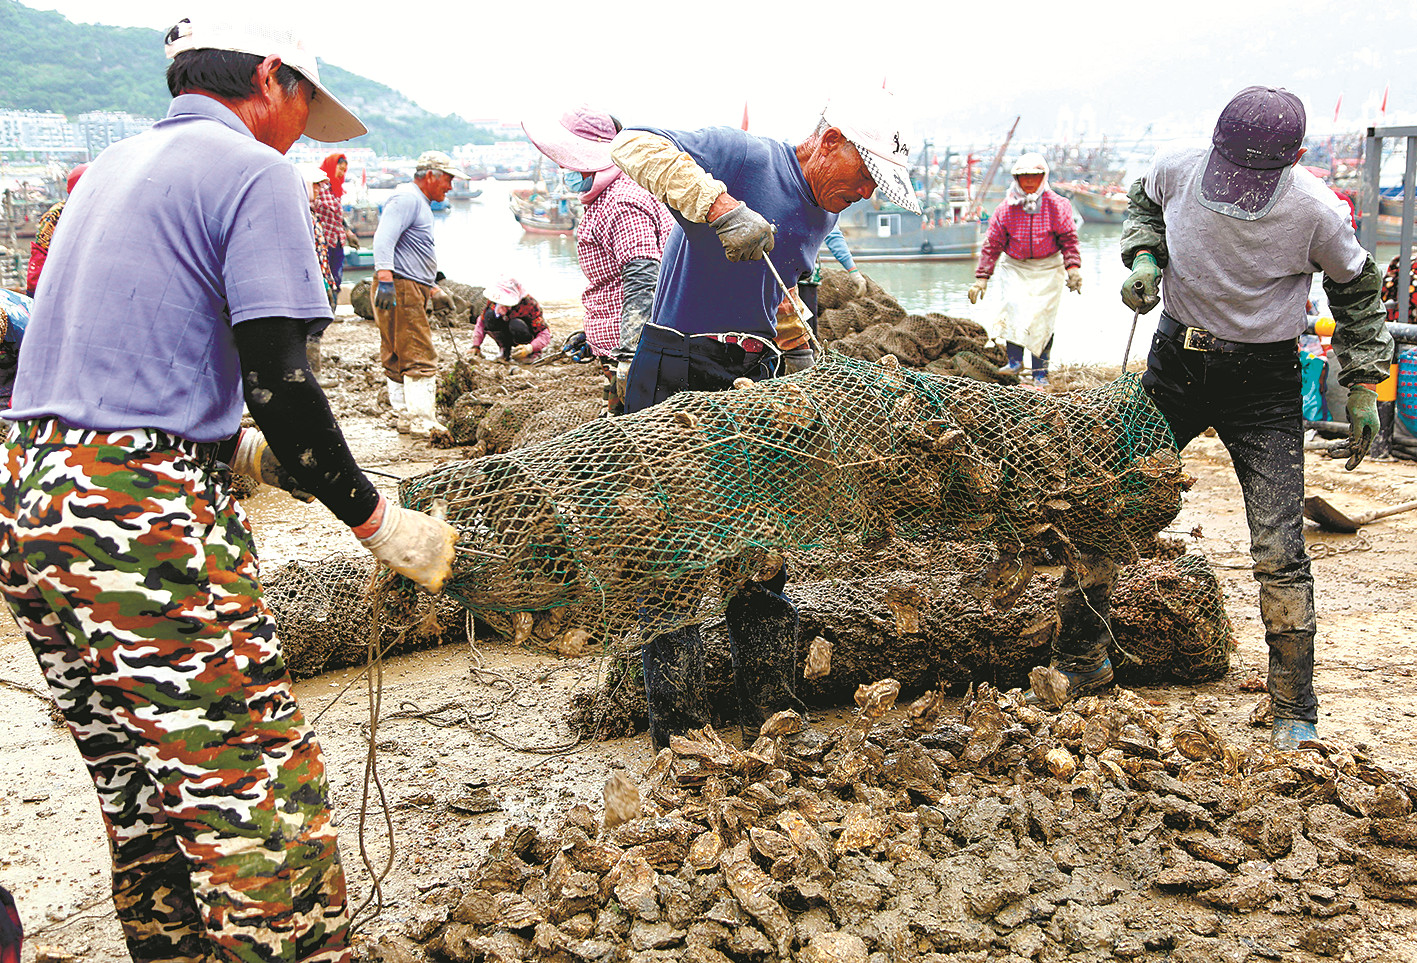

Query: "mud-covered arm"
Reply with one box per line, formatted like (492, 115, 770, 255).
(233, 316, 382, 526)
(1325, 253, 1395, 387)
(1120, 176, 1169, 268)
(619, 257, 659, 360)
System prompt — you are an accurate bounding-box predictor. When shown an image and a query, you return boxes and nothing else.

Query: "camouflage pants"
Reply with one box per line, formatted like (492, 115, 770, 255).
(0, 420, 350, 963)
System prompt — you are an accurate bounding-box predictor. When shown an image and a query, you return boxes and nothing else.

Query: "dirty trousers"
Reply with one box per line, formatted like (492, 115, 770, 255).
(0, 420, 351, 963)
(374, 277, 437, 381)
(1141, 319, 1316, 722)
(627, 325, 801, 748)
(641, 567, 806, 751)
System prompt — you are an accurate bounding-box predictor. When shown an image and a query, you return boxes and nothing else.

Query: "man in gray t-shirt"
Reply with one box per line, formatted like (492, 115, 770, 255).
(1025, 86, 1392, 752)
(371, 149, 465, 437)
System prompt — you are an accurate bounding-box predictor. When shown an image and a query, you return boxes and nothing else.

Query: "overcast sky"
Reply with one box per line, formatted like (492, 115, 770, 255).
(24, 0, 1417, 152)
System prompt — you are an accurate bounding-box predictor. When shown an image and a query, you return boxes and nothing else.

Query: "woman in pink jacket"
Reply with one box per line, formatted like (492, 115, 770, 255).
(967, 153, 1082, 385)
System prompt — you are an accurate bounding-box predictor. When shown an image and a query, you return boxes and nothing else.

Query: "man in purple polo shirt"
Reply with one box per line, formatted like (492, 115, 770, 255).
(0, 19, 456, 963)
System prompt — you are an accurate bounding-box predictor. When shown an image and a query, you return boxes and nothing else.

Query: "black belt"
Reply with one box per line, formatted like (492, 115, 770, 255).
(151, 428, 234, 472)
(1157, 314, 1296, 354)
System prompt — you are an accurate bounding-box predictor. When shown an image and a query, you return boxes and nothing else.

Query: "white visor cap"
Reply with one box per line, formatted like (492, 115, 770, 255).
(820, 88, 920, 214)
(165, 18, 367, 143)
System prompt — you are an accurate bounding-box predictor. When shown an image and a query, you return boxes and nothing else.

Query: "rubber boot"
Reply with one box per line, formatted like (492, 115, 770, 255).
(1033, 341, 1051, 386)
(1000, 342, 1024, 375)
(642, 624, 711, 752)
(724, 567, 808, 741)
(386, 378, 410, 433)
(1024, 554, 1118, 707)
(404, 375, 447, 437)
(1271, 719, 1318, 750)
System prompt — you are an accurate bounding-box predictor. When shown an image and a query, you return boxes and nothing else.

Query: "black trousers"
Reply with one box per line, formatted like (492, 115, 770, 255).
(1057, 315, 1315, 721)
(486, 317, 533, 360)
(625, 323, 800, 749)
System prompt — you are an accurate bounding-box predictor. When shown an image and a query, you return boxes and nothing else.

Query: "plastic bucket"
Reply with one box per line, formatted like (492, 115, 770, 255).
(1397, 346, 1417, 438)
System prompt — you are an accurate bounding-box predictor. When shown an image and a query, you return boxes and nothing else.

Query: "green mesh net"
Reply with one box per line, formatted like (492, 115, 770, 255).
(397, 354, 1184, 649)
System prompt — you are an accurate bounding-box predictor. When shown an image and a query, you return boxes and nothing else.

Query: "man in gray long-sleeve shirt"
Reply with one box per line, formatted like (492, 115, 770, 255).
(1025, 86, 1391, 752)
(371, 149, 465, 436)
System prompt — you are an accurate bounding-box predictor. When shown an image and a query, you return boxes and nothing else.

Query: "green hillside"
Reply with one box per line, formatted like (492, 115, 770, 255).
(0, 0, 499, 157)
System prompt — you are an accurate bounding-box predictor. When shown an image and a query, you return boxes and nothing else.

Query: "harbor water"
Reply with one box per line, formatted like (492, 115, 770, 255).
(364, 181, 1383, 369)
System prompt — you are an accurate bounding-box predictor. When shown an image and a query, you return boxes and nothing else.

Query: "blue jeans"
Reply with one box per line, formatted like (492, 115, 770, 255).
(1140, 316, 1315, 722)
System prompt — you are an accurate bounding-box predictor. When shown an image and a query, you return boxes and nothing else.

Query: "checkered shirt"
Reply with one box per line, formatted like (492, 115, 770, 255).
(311, 181, 344, 250)
(576, 175, 673, 357)
(976, 190, 1081, 278)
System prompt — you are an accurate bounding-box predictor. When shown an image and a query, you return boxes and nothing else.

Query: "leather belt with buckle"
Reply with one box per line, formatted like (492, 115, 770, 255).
(1157, 315, 1295, 354)
(695, 332, 770, 354)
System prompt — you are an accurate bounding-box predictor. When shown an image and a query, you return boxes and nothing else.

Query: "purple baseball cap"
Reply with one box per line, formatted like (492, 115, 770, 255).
(1199, 86, 1306, 221)
(522, 106, 620, 173)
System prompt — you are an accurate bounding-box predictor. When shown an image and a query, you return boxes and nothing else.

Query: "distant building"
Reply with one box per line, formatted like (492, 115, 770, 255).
(0, 110, 80, 152)
(74, 111, 156, 154)
(0, 108, 154, 158)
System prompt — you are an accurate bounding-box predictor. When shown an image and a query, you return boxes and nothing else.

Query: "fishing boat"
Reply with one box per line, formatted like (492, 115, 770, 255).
(344, 247, 375, 269)
(1052, 182, 1129, 224)
(509, 188, 580, 235)
(832, 198, 978, 261)
(448, 180, 483, 201)
(345, 201, 380, 240)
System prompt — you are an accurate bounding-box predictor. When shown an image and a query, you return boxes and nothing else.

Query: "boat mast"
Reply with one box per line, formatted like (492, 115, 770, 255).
(963, 116, 1020, 222)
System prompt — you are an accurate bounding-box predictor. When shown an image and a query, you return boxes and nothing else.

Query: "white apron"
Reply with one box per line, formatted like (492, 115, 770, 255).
(986, 251, 1064, 356)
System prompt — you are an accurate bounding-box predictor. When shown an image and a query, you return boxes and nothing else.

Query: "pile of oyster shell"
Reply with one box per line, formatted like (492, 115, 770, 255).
(407, 680, 1417, 963)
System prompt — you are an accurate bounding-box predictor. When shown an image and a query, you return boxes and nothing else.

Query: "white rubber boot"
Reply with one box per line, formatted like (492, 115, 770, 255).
(386, 378, 411, 433)
(405, 375, 447, 438)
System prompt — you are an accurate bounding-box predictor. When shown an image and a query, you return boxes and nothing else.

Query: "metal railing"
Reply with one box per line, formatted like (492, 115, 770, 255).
(1359, 125, 1417, 325)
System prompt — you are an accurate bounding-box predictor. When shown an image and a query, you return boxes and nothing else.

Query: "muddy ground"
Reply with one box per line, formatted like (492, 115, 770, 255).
(4, 305, 1417, 962)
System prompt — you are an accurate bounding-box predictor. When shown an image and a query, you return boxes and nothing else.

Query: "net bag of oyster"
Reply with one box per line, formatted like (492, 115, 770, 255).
(261, 554, 468, 679)
(397, 353, 1185, 650)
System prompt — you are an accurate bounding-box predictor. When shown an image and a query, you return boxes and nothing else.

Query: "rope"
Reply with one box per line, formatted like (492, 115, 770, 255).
(1307, 529, 1375, 558)
(348, 570, 398, 935)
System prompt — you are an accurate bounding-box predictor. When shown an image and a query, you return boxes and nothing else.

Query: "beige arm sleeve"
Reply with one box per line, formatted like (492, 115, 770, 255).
(609, 130, 726, 224)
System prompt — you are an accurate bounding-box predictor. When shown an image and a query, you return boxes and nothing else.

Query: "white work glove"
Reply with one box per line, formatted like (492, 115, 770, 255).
(511, 344, 532, 361)
(712, 202, 776, 262)
(615, 360, 632, 397)
(968, 278, 988, 304)
(229, 428, 314, 502)
(1066, 267, 1083, 293)
(356, 495, 458, 593)
(848, 269, 868, 297)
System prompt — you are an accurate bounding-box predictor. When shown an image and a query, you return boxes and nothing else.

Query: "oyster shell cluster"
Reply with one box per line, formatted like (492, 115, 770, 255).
(409, 682, 1417, 962)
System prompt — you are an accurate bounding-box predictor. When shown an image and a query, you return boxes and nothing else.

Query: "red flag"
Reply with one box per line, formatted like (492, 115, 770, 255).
(1382, 84, 1389, 116)
(741, 102, 749, 131)
(1333, 94, 1342, 122)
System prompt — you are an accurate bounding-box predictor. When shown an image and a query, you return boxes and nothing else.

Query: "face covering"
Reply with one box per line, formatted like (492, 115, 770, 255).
(564, 170, 594, 193)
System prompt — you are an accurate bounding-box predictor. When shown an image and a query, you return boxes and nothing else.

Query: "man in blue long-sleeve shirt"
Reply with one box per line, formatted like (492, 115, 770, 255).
(371, 149, 465, 436)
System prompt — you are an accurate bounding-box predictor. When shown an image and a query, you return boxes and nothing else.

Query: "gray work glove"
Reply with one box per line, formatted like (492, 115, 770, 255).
(712, 202, 776, 262)
(616, 360, 632, 398)
(1345, 385, 1380, 470)
(356, 496, 458, 593)
(968, 278, 988, 304)
(230, 428, 314, 502)
(1121, 252, 1161, 313)
(1066, 267, 1083, 293)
